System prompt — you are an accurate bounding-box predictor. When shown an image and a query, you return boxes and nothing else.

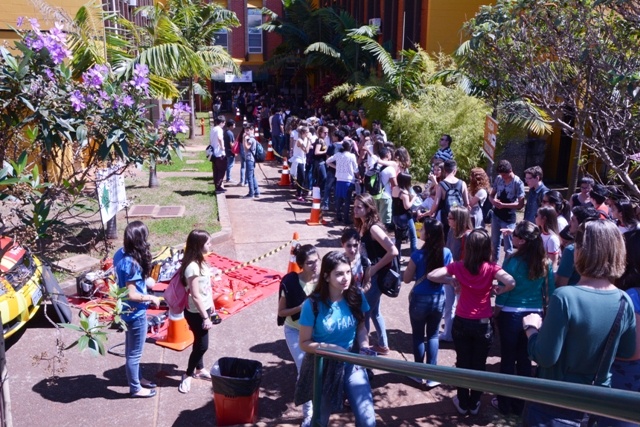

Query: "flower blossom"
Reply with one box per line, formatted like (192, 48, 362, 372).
(70, 90, 86, 112)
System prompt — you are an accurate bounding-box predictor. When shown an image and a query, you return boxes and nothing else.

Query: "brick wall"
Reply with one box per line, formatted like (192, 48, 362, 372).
(227, 0, 246, 59)
(263, 0, 283, 60)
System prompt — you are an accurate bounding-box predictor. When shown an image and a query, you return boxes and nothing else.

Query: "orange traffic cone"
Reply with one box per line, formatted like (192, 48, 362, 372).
(156, 311, 194, 351)
(255, 126, 260, 142)
(266, 140, 275, 161)
(278, 159, 291, 186)
(287, 232, 302, 274)
(306, 187, 327, 226)
(235, 108, 241, 122)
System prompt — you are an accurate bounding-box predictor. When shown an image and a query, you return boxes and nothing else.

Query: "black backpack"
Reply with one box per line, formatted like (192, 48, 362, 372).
(364, 163, 386, 196)
(438, 180, 464, 220)
(481, 196, 493, 224)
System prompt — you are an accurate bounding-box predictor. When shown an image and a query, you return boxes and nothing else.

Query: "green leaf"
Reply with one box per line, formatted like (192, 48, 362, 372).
(76, 124, 88, 145)
(19, 97, 36, 112)
(59, 323, 84, 332)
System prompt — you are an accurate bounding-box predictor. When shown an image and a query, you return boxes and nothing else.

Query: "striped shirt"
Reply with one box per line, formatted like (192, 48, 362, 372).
(433, 147, 454, 161)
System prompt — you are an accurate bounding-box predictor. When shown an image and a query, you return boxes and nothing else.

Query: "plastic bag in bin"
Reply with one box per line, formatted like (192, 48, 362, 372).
(210, 357, 262, 397)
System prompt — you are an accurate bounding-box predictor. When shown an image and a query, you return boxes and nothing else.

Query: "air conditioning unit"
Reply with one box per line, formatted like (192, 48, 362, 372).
(369, 18, 381, 34)
(128, 0, 137, 7)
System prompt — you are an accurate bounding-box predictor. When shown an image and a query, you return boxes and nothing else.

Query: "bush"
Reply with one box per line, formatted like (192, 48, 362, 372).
(385, 87, 489, 182)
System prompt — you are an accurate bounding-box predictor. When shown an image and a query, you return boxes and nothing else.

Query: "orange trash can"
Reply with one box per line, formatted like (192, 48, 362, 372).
(211, 357, 262, 426)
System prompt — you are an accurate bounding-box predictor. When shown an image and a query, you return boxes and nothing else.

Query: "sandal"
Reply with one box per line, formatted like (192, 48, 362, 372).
(178, 374, 191, 394)
(192, 369, 212, 380)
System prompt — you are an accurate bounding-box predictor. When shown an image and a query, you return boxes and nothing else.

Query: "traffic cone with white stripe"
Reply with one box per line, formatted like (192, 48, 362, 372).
(278, 159, 291, 186)
(287, 232, 302, 274)
(306, 187, 327, 226)
(255, 126, 260, 142)
(266, 140, 275, 161)
(156, 311, 194, 351)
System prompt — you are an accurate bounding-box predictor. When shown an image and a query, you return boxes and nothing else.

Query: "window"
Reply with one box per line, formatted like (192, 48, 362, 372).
(213, 29, 228, 51)
(247, 8, 262, 54)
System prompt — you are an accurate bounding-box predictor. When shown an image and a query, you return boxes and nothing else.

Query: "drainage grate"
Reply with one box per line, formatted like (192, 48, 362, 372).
(154, 206, 185, 218)
(128, 205, 158, 217)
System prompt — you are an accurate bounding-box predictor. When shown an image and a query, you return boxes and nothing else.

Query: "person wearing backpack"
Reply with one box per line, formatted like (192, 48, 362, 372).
(372, 148, 397, 230)
(490, 160, 525, 263)
(179, 230, 218, 394)
(242, 124, 261, 199)
(426, 159, 469, 237)
(468, 167, 491, 229)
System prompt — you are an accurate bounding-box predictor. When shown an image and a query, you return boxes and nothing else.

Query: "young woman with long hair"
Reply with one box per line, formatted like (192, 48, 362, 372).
(391, 172, 418, 257)
(428, 229, 515, 416)
(402, 218, 452, 387)
(535, 206, 561, 271)
(440, 206, 473, 342)
(353, 193, 399, 355)
(178, 230, 217, 393)
(493, 221, 554, 415)
(298, 251, 376, 427)
(522, 220, 636, 426)
(468, 167, 490, 229)
(542, 190, 571, 231)
(277, 244, 319, 424)
(113, 221, 161, 398)
(242, 123, 261, 199)
(611, 198, 639, 234)
(292, 126, 311, 201)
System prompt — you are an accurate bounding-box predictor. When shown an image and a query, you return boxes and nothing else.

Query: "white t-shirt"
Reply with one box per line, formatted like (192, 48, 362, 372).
(557, 216, 569, 232)
(292, 137, 309, 162)
(541, 232, 561, 255)
(209, 125, 224, 157)
(381, 165, 396, 198)
(185, 261, 213, 313)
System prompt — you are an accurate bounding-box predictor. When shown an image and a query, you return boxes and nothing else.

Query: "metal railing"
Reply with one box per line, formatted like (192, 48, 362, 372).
(311, 348, 640, 425)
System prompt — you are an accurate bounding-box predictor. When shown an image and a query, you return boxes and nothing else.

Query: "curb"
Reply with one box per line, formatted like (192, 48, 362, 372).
(209, 191, 232, 245)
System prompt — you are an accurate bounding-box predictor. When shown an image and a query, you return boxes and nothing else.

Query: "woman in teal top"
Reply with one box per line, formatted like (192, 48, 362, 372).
(493, 220, 554, 415)
(522, 220, 636, 426)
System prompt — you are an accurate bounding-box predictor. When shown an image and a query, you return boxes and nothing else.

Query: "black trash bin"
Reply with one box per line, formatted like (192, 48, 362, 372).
(210, 357, 262, 426)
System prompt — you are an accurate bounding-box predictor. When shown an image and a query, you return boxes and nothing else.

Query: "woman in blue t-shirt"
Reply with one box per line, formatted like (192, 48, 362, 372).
(113, 221, 161, 398)
(299, 251, 376, 427)
(403, 218, 452, 387)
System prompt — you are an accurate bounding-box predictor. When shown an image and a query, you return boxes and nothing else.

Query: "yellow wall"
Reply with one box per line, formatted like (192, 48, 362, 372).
(0, 0, 88, 43)
(425, 0, 491, 55)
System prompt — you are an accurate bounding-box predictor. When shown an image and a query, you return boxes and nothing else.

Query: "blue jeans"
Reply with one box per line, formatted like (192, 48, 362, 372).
(496, 310, 536, 414)
(364, 274, 388, 348)
(273, 134, 284, 156)
(318, 363, 376, 427)
(335, 182, 355, 223)
(393, 218, 418, 257)
(314, 161, 327, 195)
(409, 292, 445, 365)
(441, 284, 458, 340)
(225, 155, 235, 181)
(239, 152, 246, 185)
(125, 315, 148, 394)
(306, 161, 315, 190)
(284, 325, 312, 420)
(523, 402, 591, 427)
(491, 216, 516, 262)
(245, 158, 259, 196)
(322, 169, 336, 208)
(452, 316, 494, 411)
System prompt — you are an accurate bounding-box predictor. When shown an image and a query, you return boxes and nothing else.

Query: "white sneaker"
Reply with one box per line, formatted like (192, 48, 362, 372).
(469, 401, 481, 415)
(426, 380, 441, 388)
(452, 396, 467, 415)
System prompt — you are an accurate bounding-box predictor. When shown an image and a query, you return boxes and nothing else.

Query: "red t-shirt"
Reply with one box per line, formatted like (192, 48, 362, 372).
(446, 261, 502, 319)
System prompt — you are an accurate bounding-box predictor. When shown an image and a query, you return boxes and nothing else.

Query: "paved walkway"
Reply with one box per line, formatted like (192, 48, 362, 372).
(5, 139, 517, 426)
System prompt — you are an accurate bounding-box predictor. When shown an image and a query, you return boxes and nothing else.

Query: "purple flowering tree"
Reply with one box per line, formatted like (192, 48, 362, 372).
(0, 18, 179, 251)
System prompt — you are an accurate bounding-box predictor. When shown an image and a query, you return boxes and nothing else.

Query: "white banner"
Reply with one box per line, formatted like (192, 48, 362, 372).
(96, 165, 127, 224)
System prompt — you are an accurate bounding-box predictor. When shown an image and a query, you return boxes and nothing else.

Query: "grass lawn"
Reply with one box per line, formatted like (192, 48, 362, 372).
(156, 149, 212, 173)
(116, 172, 220, 251)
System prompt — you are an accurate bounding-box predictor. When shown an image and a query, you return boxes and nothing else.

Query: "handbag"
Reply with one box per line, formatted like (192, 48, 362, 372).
(377, 257, 401, 298)
(232, 140, 240, 155)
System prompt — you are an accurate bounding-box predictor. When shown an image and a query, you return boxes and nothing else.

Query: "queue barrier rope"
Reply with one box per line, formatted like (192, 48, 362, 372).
(220, 238, 293, 274)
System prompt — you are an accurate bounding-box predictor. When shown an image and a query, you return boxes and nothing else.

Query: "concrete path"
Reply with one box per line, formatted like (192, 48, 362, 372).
(4, 144, 516, 426)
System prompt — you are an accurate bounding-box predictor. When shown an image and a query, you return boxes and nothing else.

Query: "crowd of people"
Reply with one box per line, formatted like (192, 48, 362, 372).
(116, 98, 639, 427)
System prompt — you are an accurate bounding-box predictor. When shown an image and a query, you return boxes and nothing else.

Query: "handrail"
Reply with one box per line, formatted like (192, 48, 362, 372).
(312, 347, 640, 425)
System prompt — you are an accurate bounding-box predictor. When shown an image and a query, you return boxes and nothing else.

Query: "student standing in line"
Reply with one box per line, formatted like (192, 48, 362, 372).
(114, 221, 161, 398)
(428, 229, 515, 416)
(178, 230, 218, 394)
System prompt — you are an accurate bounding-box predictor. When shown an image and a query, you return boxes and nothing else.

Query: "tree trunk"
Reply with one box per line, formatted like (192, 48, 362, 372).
(567, 137, 583, 200)
(188, 78, 196, 140)
(148, 163, 159, 188)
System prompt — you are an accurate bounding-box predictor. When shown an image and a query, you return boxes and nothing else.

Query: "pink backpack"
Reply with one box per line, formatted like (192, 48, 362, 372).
(163, 271, 189, 315)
